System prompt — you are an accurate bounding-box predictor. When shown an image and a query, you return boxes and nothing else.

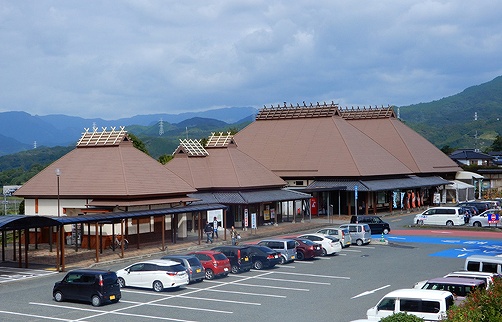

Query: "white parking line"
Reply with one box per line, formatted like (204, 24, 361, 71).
(177, 295, 261, 305)
(206, 280, 309, 291)
(31, 302, 195, 322)
(0, 309, 79, 321)
(270, 271, 351, 280)
(119, 300, 233, 313)
(185, 287, 287, 298)
(255, 276, 331, 285)
(342, 249, 362, 252)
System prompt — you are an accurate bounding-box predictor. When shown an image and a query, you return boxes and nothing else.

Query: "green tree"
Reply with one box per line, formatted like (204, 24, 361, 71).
(440, 145, 455, 155)
(488, 134, 502, 152)
(127, 133, 150, 155)
(158, 154, 173, 165)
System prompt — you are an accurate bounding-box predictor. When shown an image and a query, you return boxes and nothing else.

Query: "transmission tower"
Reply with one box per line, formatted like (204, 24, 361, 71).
(159, 118, 164, 136)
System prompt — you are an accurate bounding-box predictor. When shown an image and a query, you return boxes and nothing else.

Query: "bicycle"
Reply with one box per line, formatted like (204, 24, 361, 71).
(109, 236, 129, 250)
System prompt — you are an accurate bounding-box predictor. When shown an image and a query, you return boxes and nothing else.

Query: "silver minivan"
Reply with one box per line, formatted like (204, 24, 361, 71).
(465, 255, 502, 274)
(316, 227, 352, 248)
(257, 239, 296, 264)
(339, 223, 371, 246)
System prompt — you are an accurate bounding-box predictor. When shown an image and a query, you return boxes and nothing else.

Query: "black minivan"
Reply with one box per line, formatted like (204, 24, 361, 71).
(53, 269, 121, 306)
(351, 215, 391, 234)
(211, 245, 253, 274)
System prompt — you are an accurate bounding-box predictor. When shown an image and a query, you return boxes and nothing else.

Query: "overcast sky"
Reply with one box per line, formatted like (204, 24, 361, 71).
(1, 1, 501, 120)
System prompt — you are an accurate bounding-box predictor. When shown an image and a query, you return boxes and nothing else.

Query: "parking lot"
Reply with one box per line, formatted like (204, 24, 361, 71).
(0, 237, 468, 322)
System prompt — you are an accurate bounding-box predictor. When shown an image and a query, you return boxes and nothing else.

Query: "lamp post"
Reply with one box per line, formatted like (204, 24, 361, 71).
(55, 168, 61, 270)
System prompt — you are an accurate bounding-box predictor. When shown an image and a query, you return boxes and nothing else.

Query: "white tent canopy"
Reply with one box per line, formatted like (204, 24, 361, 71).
(456, 171, 484, 180)
(445, 180, 475, 203)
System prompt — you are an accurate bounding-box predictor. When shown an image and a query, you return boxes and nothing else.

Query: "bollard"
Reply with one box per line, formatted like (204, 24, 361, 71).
(380, 233, 385, 242)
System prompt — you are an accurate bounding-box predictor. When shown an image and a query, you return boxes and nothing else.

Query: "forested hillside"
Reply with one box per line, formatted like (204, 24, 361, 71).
(399, 76, 502, 150)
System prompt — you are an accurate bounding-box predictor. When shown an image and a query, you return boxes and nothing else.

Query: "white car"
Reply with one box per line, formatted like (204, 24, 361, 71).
(470, 209, 502, 227)
(297, 233, 342, 256)
(316, 227, 352, 248)
(414, 207, 465, 226)
(117, 259, 189, 292)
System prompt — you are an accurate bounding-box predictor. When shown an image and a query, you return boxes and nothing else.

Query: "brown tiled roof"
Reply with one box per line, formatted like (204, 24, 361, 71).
(165, 143, 286, 190)
(234, 105, 461, 178)
(15, 139, 196, 199)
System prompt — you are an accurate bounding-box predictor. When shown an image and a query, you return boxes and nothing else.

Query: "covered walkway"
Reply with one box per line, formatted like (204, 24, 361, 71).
(0, 203, 226, 271)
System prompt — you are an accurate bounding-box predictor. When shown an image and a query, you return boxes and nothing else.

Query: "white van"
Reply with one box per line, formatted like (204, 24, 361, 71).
(464, 255, 502, 274)
(414, 207, 465, 226)
(366, 289, 454, 321)
(339, 223, 371, 246)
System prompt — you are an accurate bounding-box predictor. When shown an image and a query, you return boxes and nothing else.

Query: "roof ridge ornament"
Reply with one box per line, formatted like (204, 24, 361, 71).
(76, 126, 127, 147)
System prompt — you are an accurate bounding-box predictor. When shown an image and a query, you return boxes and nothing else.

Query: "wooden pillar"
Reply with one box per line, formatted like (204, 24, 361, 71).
(120, 219, 124, 258)
(136, 219, 140, 250)
(1, 229, 5, 262)
(12, 229, 16, 261)
(95, 223, 100, 263)
(24, 228, 29, 268)
(34, 227, 38, 250)
(347, 192, 352, 217)
(161, 215, 166, 251)
(223, 208, 227, 241)
(61, 226, 65, 272)
(198, 212, 202, 245)
(373, 193, 377, 215)
(56, 227, 60, 271)
(18, 230, 22, 268)
(365, 192, 369, 215)
(389, 192, 393, 213)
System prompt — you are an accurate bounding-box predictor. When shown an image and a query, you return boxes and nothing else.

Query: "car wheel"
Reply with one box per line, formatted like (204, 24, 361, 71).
(279, 256, 286, 265)
(321, 248, 328, 256)
(383, 228, 390, 234)
(417, 220, 424, 225)
(356, 239, 363, 246)
(473, 221, 482, 227)
(153, 280, 164, 292)
(91, 295, 102, 307)
(254, 260, 264, 270)
(231, 265, 239, 274)
(296, 251, 305, 261)
(205, 269, 215, 280)
(54, 291, 63, 302)
(118, 277, 126, 288)
(446, 220, 454, 226)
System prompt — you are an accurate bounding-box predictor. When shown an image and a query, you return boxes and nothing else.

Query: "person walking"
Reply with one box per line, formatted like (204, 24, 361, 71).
(230, 226, 238, 246)
(204, 221, 213, 243)
(212, 216, 219, 239)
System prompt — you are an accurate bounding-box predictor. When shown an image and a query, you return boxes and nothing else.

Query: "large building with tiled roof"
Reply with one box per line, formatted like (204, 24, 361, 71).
(14, 127, 201, 245)
(165, 133, 311, 227)
(234, 103, 462, 216)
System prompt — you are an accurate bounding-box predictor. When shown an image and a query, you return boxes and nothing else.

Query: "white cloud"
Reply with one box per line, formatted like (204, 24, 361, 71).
(0, 0, 501, 119)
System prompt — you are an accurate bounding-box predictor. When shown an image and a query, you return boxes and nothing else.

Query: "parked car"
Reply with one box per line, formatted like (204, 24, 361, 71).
(161, 254, 205, 283)
(257, 239, 296, 264)
(297, 233, 342, 256)
(316, 227, 352, 248)
(211, 245, 253, 274)
(456, 201, 492, 214)
(53, 269, 121, 307)
(244, 244, 282, 270)
(350, 215, 391, 234)
(293, 238, 323, 260)
(464, 254, 502, 274)
(415, 277, 486, 305)
(366, 288, 454, 321)
(339, 223, 372, 246)
(188, 250, 231, 280)
(469, 209, 502, 227)
(116, 259, 188, 292)
(414, 207, 465, 226)
(443, 271, 500, 289)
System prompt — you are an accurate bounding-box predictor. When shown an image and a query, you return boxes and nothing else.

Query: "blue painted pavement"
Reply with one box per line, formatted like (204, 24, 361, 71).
(383, 234, 502, 258)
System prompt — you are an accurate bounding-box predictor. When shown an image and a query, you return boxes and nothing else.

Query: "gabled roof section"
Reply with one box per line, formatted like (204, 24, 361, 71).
(234, 103, 460, 177)
(166, 142, 286, 190)
(15, 141, 196, 199)
(450, 149, 493, 160)
(339, 105, 396, 119)
(206, 132, 235, 148)
(176, 139, 209, 156)
(256, 102, 340, 120)
(77, 126, 129, 147)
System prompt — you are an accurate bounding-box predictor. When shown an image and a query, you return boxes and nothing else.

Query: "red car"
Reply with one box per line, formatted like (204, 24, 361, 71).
(188, 250, 231, 280)
(293, 238, 323, 260)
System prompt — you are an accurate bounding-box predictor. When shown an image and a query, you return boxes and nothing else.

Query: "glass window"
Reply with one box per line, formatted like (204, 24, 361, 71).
(377, 298, 395, 311)
(467, 261, 480, 271)
(482, 262, 499, 273)
(400, 299, 421, 312)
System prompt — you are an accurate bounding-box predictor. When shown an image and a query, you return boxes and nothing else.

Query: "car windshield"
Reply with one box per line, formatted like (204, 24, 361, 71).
(160, 264, 186, 273)
(187, 258, 200, 266)
(299, 239, 316, 246)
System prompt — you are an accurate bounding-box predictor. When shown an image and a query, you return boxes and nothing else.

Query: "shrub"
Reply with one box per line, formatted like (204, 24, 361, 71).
(379, 312, 424, 322)
(446, 277, 502, 322)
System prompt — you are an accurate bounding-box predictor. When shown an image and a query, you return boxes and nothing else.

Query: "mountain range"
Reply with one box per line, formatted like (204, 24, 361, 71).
(1, 76, 502, 159)
(0, 107, 258, 157)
